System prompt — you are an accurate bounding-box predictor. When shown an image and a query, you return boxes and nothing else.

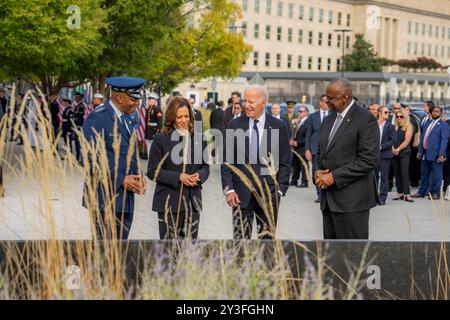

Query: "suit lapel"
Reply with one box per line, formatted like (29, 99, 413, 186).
(325, 104, 357, 155)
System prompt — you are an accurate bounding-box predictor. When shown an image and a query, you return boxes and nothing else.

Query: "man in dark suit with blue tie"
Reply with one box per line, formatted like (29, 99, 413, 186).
(305, 94, 332, 203)
(414, 106, 449, 199)
(82, 77, 147, 240)
(221, 84, 291, 240)
(315, 79, 379, 239)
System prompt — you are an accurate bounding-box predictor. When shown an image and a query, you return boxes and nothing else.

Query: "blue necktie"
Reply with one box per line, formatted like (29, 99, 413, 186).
(250, 119, 259, 163)
(122, 114, 134, 136)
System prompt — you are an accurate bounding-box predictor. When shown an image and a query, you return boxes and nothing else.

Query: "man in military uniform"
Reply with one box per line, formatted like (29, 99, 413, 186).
(145, 93, 162, 147)
(92, 93, 104, 111)
(283, 101, 298, 138)
(82, 76, 146, 240)
(73, 92, 87, 162)
(61, 97, 74, 154)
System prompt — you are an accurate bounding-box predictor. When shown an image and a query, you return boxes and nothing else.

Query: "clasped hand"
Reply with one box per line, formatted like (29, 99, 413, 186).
(123, 175, 147, 194)
(314, 169, 334, 190)
(179, 173, 201, 187)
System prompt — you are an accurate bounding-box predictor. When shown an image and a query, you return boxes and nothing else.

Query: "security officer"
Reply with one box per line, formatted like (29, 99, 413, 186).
(145, 93, 163, 141)
(73, 92, 86, 162)
(61, 97, 74, 153)
(82, 76, 147, 240)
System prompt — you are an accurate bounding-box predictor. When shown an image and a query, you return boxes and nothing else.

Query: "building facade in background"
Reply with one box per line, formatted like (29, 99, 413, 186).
(175, 0, 450, 107)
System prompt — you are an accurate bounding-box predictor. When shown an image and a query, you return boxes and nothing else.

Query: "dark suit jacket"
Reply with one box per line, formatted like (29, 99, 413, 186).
(418, 119, 450, 161)
(221, 113, 291, 209)
(380, 121, 397, 159)
(147, 132, 210, 213)
(306, 110, 332, 156)
(224, 106, 234, 126)
(293, 119, 308, 155)
(318, 103, 380, 213)
(82, 102, 138, 213)
(210, 107, 226, 134)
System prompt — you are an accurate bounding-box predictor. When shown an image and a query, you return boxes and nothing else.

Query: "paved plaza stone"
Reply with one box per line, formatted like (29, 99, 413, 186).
(0, 142, 449, 241)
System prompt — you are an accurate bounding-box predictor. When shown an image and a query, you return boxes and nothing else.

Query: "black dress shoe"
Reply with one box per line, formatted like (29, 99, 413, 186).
(297, 183, 308, 188)
(392, 195, 404, 200)
(314, 198, 320, 203)
(379, 201, 386, 205)
(411, 193, 425, 198)
(290, 181, 298, 186)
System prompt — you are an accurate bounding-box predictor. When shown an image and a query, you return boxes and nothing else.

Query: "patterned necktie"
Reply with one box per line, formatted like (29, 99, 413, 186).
(121, 114, 133, 137)
(327, 114, 343, 150)
(250, 119, 260, 163)
(322, 111, 326, 123)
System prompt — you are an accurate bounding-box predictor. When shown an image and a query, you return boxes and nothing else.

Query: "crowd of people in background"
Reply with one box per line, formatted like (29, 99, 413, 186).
(1, 85, 450, 207)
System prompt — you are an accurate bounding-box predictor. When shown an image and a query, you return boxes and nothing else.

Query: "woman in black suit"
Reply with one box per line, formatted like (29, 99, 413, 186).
(147, 97, 210, 239)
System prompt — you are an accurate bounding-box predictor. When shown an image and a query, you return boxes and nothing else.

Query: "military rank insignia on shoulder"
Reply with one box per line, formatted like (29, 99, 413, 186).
(95, 105, 106, 112)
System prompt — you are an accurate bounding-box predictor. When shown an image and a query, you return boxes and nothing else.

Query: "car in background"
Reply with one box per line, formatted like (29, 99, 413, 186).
(265, 103, 316, 117)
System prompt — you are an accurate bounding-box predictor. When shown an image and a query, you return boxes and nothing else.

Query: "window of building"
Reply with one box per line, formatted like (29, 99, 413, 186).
(328, 10, 333, 24)
(288, 28, 293, 42)
(277, 1, 282, 16)
(265, 52, 270, 67)
(287, 54, 292, 68)
(265, 25, 271, 39)
(319, 9, 324, 23)
(318, 57, 322, 70)
(415, 22, 418, 35)
(298, 55, 303, 69)
(277, 26, 282, 41)
(253, 51, 259, 66)
(276, 53, 281, 67)
(337, 58, 341, 71)
(448, 47, 450, 58)
(309, 7, 314, 22)
(442, 45, 445, 57)
(337, 34, 341, 48)
(346, 35, 350, 49)
(414, 42, 417, 55)
(435, 44, 438, 56)
(421, 43, 425, 55)
(436, 25, 439, 37)
(288, 3, 293, 18)
(407, 41, 411, 55)
(422, 23, 426, 36)
(298, 29, 303, 43)
(254, 0, 260, 13)
(327, 58, 332, 71)
(242, 0, 248, 11)
(429, 24, 432, 37)
(318, 32, 323, 46)
(442, 26, 446, 39)
(308, 31, 313, 45)
(328, 33, 332, 47)
(266, 0, 272, 14)
(407, 21, 411, 34)
(242, 21, 247, 37)
(448, 28, 450, 39)
(308, 57, 312, 70)
(337, 12, 342, 25)
(346, 13, 351, 27)
(428, 43, 432, 55)
(254, 23, 259, 38)
(299, 5, 304, 20)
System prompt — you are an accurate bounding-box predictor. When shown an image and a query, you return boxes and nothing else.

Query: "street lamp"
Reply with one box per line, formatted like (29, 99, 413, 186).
(334, 29, 352, 78)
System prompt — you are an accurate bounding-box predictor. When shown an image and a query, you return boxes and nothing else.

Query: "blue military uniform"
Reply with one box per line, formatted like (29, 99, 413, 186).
(82, 76, 145, 240)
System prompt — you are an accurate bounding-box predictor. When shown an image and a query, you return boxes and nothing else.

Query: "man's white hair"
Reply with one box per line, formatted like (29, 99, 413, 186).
(244, 84, 269, 103)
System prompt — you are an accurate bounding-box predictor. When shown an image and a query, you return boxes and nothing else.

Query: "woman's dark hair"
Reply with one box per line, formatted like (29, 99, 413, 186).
(161, 96, 194, 135)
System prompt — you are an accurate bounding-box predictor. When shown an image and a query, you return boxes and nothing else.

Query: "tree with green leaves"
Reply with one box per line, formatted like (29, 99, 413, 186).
(0, 0, 251, 94)
(343, 33, 385, 72)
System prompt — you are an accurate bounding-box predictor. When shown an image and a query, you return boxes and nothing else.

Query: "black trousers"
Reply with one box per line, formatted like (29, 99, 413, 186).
(375, 158, 391, 203)
(232, 194, 279, 240)
(291, 152, 308, 185)
(392, 154, 410, 195)
(322, 201, 370, 240)
(94, 211, 134, 240)
(158, 210, 200, 240)
(409, 147, 421, 187)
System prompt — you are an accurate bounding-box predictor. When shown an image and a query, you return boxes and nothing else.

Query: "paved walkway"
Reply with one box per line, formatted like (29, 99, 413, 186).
(0, 142, 449, 241)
